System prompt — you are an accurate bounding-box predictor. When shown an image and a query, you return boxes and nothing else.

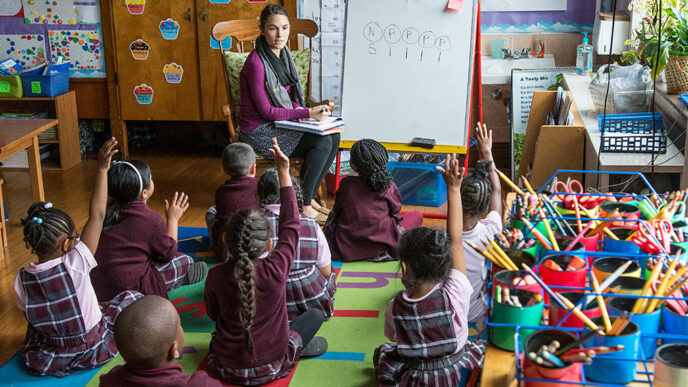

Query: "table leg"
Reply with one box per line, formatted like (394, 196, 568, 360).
(27, 135, 45, 202)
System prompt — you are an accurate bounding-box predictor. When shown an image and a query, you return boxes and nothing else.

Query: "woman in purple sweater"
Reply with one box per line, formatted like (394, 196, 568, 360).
(239, 4, 337, 222)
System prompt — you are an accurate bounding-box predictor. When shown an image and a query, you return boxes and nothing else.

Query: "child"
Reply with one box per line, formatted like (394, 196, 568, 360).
(374, 154, 486, 385)
(100, 295, 222, 386)
(324, 139, 423, 261)
(462, 123, 502, 326)
(258, 169, 336, 320)
(205, 138, 328, 385)
(90, 159, 207, 301)
(206, 143, 260, 258)
(15, 138, 143, 377)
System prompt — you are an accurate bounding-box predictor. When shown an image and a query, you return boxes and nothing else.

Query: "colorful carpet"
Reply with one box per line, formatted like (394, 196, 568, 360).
(1, 227, 434, 386)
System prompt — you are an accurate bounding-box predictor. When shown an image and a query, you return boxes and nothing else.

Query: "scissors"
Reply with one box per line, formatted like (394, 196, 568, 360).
(553, 180, 584, 209)
(632, 220, 672, 255)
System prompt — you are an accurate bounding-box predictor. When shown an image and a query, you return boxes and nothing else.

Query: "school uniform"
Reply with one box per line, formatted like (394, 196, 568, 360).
(463, 211, 503, 324)
(91, 201, 193, 301)
(374, 269, 486, 386)
(265, 204, 336, 321)
(324, 175, 423, 261)
(100, 364, 223, 387)
(14, 241, 142, 377)
(205, 187, 303, 385)
(206, 175, 259, 258)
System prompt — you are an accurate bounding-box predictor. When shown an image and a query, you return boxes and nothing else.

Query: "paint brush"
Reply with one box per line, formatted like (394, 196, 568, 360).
(565, 220, 595, 252)
(555, 328, 605, 356)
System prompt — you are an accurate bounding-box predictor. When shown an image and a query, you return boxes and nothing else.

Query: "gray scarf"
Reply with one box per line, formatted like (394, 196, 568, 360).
(255, 35, 305, 109)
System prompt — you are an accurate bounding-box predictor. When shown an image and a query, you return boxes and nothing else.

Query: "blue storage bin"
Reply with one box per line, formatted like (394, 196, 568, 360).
(21, 65, 69, 97)
(388, 161, 447, 207)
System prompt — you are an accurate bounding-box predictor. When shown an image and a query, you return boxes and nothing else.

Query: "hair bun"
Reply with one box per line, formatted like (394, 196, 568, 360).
(474, 160, 493, 178)
(433, 229, 447, 246)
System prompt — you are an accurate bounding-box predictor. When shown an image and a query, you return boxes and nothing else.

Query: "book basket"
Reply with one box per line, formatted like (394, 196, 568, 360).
(597, 113, 667, 154)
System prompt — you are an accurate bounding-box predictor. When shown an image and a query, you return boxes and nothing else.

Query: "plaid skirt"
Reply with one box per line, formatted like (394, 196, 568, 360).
(154, 253, 193, 291)
(238, 122, 304, 159)
(208, 330, 303, 386)
(373, 339, 486, 386)
(286, 266, 336, 321)
(22, 290, 142, 377)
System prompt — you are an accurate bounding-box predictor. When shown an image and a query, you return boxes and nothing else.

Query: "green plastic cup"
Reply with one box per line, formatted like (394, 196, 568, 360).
(489, 288, 544, 351)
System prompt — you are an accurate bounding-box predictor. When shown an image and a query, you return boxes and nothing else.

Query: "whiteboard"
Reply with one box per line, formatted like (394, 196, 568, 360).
(341, 0, 477, 148)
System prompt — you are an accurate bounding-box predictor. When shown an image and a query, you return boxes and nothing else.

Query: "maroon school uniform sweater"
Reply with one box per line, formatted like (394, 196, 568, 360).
(211, 175, 259, 258)
(324, 175, 405, 261)
(92, 201, 178, 301)
(100, 364, 223, 387)
(204, 187, 299, 369)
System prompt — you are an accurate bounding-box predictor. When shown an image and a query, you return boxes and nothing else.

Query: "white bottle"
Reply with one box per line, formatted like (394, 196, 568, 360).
(576, 32, 593, 75)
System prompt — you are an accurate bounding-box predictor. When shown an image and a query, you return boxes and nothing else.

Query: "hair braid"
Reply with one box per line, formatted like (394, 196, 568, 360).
(257, 169, 304, 213)
(351, 139, 392, 193)
(461, 160, 494, 216)
(21, 202, 76, 257)
(234, 248, 256, 358)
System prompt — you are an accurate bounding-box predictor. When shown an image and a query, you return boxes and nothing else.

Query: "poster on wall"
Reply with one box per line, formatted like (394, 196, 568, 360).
(22, 0, 78, 25)
(0, 0, 23, 17)
(0, 34, 46, 70)
(481, 0, 594, 34)
(482, 0, 566, 12)
(48, 29, 102, 70)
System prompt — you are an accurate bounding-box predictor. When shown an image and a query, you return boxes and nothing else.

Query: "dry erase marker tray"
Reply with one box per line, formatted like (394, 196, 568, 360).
(597, 113, 667, 154)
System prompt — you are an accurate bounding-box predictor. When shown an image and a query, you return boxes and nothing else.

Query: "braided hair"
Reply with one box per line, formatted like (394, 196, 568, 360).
(21, 202, 76, 257)
(398, 227, 451, 287)
(461, 160, 493, 216)
(223, 209, 272, 358)
(257, 169, 304, 213)
(351, 139, 392, 193)
(104, 160, 151, 230)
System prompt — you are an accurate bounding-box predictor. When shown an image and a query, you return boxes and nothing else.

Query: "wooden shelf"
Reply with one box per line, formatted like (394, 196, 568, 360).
(38, 139, 59, 144)
(0, 96, 60, 102)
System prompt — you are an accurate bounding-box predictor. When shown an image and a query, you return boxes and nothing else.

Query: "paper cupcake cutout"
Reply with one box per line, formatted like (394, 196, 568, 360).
(133, 84, 154, 104)
(125, 0, 145, 15)
(159, 18, 180, 40)
(129, 39, 150, 60)
(163, 63, 184, 83)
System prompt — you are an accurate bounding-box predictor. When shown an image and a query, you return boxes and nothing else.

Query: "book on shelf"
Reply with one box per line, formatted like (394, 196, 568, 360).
(1, 145, 51, 169)
(275, 117, 344, 136)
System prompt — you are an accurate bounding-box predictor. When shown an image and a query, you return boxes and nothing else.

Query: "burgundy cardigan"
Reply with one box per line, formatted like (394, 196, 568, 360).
(211, 175, 259, 257)
(324, 175, 405, 261)
(100, 364, 222, 387)
(205, 186, 300, 368)
(92, 201, 178, 301)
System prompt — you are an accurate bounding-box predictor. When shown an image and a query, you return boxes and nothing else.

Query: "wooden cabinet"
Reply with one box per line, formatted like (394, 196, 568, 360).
(101, 0, 296, 153)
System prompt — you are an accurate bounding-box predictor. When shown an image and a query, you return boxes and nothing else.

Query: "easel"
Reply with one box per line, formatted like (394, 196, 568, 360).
(332, 3, 483, 220)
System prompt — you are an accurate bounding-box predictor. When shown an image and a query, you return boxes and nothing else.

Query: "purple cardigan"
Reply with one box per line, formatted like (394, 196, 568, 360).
(211, 176, 259, 258)
(100, 364, 222, 387)
(239, 51, 310, 132)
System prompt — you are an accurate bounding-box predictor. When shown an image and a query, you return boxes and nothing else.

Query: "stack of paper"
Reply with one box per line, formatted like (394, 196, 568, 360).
(275, 117, 344, 136)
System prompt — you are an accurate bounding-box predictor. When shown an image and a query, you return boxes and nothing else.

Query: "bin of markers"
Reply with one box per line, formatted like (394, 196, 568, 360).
(654, 343, 688, 387)
(548, 292, 601, 329)
(539, 254, 588, 304)
(493, 270, 542, 296)
(553, 238, 585, 253)
(491, 250, 536, 280)
(522, 329, 583, 387)
(608, 296, 661, 359)
(592, 256, 641, 282)
(661, 306, 688, 345)
(608, 276, 646, 295)
(489, 288, 544, 351)
(510, 219, 556, 250)
(583, 316, 641, 384)
(602, 227, 641, 255)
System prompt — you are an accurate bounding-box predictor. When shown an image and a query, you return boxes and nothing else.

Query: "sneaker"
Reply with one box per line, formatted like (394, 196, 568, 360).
(367, 253, 395, 262)
(181, 262, 208, 285)
(301, 336, 328, 357)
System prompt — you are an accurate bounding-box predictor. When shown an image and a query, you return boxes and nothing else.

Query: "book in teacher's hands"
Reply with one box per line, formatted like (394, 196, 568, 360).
(275, 117, 344, 136)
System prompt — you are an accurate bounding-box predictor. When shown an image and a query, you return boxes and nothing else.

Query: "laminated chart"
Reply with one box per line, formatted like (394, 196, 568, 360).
(0, 34, 47, 70)
(23, 0, 78, 25)
(48, 29, 103, 70)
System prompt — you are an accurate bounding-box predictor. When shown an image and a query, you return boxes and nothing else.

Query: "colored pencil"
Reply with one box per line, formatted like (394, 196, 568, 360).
(538, 207, 560, 250)
(590, 271, 612, 333)
(555, 328, 604, 356)
(632, 258, 664, 314)
(520, 263, 567, 309)
(565, 220, 595, 252)
(468, 242, 505, 269)
(541, 351, 565, 367)
(645, 256, 682, 313)
(521, 217, 554, 250)
(487, 239, 519, 270)
(541, 195, 577, 237)
(521, 176, 537, 195)
(497, 169, 524, 195)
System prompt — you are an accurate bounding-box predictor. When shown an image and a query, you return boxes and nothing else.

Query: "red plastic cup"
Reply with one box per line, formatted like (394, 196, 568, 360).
(539, 254, 588, 304)
(548, 291, 601, 329)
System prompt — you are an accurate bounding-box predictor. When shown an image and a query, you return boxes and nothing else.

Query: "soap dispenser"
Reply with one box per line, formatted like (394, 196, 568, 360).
(576, 32, 593, 75)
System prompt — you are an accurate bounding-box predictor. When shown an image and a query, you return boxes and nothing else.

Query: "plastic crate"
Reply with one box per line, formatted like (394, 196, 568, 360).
(597, 113, 667, 154)
(21, 66, 69, 97)
(388, 161, 447, 207)
(0, 75, 23, 98)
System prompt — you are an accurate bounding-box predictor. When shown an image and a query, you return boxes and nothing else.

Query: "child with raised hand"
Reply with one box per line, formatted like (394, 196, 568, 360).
(462, 122, 503, 326)
(324, 139, 423, 262)
(205, 138, 328, 385)
(15, 138, 143, 377)
(206, 142, 260, 258)
(100, 295, 222, 386)
(90, 159, 208, 301)
(258, 169, 336, 321)
(373, 154, 486, 386)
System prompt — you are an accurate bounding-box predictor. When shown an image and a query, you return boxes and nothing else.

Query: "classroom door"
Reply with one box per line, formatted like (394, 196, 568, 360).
(113, 0, 202, 121)
(195, 0, 297, 122)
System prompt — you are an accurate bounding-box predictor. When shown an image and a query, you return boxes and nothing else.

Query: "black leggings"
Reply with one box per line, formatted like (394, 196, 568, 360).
(291, 133, 340, 204)
(289, 309, 324, 346)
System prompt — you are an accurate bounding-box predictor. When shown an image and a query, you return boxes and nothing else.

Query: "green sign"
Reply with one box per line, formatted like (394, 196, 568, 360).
(31, 81, 41, 94)
(0, 81, 9, 93)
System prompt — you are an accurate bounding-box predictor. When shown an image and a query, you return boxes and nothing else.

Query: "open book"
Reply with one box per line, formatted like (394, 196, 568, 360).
(275, 117, 344, 136)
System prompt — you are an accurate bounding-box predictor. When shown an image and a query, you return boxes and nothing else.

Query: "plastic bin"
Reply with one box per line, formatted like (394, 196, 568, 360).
(387, 161, 447, 207)
(21, 65, 69, 98)
(597, 113, 667, 154)
(0, 75, 23, 98)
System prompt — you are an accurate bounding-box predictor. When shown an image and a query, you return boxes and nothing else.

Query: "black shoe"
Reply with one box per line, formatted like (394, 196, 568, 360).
(181, 262, 208, 285)
(301, 336, 328, 357)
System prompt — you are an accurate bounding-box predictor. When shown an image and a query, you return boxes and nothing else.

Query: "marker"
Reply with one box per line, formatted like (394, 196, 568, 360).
(541, 351, 565, 368)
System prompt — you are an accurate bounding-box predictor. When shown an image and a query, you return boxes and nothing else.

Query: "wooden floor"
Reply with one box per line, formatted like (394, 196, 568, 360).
(0, 146, 447, 366)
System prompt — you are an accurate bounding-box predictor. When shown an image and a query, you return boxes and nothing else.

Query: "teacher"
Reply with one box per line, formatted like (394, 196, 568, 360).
(239, 3, 339, 222)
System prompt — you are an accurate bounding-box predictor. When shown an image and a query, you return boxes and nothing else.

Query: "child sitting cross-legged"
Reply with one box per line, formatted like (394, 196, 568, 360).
(205, 138, 328, 385)
(15, 138, 143, 377)
(100, 295, 222, 386)
(373, 154, 487, 385)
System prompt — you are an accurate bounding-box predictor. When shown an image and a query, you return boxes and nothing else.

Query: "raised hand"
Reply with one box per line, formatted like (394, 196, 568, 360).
(165, 191, 190, 222)
(98, 137, 118, 171)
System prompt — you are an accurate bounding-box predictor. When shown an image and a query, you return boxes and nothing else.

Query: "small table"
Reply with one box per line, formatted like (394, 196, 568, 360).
(0, 118, 59, 202)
